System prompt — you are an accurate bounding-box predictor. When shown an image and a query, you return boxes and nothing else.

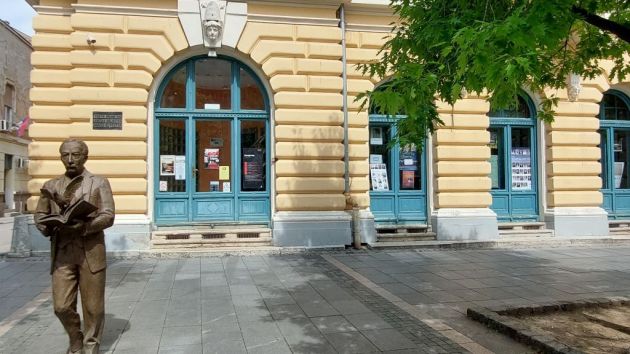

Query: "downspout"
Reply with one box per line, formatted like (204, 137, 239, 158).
(339, 3, 362, 248)
(339, 4, 350, 196)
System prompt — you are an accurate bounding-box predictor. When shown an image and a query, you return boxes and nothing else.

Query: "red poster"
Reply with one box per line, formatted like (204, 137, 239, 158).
(402, 171, 415, 189)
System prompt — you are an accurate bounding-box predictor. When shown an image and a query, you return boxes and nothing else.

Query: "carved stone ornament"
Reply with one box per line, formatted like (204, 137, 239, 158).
(567, 73, 581, 102)
(200, 0, 226, 56)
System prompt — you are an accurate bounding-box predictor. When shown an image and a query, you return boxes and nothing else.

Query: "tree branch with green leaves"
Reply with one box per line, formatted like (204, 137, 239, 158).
(358, 0, 630, 147)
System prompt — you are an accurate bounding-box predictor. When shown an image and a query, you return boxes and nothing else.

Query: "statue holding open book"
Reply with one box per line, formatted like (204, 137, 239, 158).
(34, 139, 115, 354)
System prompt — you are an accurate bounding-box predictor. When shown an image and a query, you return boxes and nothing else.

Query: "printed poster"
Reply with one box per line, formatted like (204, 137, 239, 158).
(615, 162, 625, 188)
(204, 148, 220, 169)
(490, 155, 500, 189)
(399, 147, 418, 171)
(369, 154, 383, 164)
(222, 182, 231, 193)
(511, 148, 532, 191)
(243, 148, 264, 191)
(160, 155, 175, 176)
(174, 156, 186, 180)
(159, 180, 168, 192)
(219, 166, 230, 180)
(401, 170, 415, 189)
(210, 181, 220, 192)
(370, 127, 383, 145)
(370, 163, 389, 191)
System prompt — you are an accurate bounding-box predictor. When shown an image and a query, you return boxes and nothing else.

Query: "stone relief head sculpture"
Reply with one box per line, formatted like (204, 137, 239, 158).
(202, 0, 225, 56)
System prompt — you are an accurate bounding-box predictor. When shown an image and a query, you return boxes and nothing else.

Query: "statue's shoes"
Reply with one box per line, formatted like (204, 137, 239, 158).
(66, 347, 82, 354)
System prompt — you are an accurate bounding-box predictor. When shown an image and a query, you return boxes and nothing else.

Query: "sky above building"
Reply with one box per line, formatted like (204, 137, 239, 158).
(0, 0, 35, 36)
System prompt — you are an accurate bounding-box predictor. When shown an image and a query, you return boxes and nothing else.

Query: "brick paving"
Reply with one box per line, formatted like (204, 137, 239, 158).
(0, 245, 629, 353)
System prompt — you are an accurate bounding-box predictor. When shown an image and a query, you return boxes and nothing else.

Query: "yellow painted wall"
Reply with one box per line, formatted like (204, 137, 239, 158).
(238, 20, 351, 211)
(543, 60, 621, 208)
(433, 99, 492, 208)
(28, 9, 187, 213)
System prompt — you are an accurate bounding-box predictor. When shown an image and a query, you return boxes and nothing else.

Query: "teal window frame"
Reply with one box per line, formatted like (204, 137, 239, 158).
(489, 94, 539, 222)
(154, 55, 270, 225)
(599, 89, 630, 219)
(368, 114, 428, 225)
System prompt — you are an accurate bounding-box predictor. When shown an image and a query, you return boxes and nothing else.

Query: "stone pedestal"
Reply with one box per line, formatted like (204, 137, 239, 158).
(432, 208, 499, 241)
(545, 207, 609, 237)
(273, 211, 352, 247)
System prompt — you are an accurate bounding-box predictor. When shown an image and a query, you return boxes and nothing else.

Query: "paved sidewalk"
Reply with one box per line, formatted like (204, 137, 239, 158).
(0, 245, 628, 353)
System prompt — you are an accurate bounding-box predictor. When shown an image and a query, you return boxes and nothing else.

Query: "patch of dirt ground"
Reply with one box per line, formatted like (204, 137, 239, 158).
(511, 305, 630, 354)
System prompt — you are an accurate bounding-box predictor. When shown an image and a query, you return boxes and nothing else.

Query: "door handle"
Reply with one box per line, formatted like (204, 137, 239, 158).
(192, 167, 198, 178)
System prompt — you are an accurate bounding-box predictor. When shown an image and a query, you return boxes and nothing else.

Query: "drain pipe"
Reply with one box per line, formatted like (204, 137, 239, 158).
(339, 3, 350, 196)
(339, 4, 361, 249)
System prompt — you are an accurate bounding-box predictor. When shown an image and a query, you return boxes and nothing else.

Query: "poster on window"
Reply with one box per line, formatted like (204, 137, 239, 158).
(399, 146, 418, 171)
(615, 162, 625, 188)
(511, 148, 532, 191)
(160, 155, 175, 176)
(370, 163, 389, 191)
(401, 170, 415, 189)
(204, 148, 220, 169)
(243, 148, 264, 191)
(174, 155, 186, 180)
(490, 155, 500, 189)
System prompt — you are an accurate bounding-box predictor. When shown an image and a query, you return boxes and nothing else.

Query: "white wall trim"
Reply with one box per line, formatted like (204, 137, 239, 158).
(345, 24, 392, 33)
(32, 5, 73, 16)
(247, 14, 338, 27)
(72, 4, 178, 17)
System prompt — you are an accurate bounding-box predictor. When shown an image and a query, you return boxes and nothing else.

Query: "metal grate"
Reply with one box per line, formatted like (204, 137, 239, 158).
(237, 233, 259, 239)
(166, 234, 189, 240)
(202, 233, 225, 239)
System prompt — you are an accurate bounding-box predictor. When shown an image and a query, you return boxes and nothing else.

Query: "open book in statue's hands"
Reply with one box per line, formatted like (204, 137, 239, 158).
(37, 198, 98, 228)
(38, 175, 97, 228)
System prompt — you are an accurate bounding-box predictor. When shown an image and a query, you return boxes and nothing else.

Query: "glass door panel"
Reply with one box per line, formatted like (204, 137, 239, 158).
(489, 128, 505, 190)
(613, 130, 630, 189)
(369, 125, 391, 191)
(195, 120, 232, 193)
(600, 129, 609, 190)
(510, 127, 533, 191)
(158, 119, 186, 193)
(241, 121, 266, 192)
(399, 144, 421, 190)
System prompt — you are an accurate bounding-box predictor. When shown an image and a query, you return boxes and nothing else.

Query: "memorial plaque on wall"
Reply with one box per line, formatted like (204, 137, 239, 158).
(93, 112, 123, 130)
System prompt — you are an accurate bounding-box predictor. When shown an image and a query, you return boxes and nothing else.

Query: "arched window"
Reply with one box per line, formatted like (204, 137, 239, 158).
(154, 56, 270, 224)
(488, 93, 539, 221)
(599, 90, 630, 218)
(368, 86, 427, 224)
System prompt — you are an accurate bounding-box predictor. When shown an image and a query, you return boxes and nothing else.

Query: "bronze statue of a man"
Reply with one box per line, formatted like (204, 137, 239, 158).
(35, 139, 115, 354)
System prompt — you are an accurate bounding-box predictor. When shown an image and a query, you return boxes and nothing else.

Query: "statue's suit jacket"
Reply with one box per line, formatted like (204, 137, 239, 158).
(35, 170, 115, 274)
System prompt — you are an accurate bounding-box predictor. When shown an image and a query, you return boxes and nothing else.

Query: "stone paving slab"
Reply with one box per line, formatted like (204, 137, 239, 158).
(0, 254, 468, 353)
(3, 245, 630, 353)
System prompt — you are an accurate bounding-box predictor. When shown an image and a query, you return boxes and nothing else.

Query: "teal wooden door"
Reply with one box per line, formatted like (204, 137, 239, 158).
(368, 117, 427, 225)
(489, 95, 539, 221)
(154, 56, 270, 225)
(599, 90, 630, 218)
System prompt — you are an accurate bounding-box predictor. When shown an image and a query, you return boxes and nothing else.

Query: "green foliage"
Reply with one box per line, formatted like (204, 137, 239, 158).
(358, 0, 630, 146)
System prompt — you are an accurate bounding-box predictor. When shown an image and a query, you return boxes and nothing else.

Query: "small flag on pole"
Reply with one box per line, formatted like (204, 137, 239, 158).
(17, 116, 30, 137)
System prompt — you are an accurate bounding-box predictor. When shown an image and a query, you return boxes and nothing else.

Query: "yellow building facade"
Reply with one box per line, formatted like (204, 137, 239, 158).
(23, 0, 629, 251)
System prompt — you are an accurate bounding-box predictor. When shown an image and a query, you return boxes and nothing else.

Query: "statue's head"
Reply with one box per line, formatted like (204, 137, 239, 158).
(59, 139, 88, 178)
(205, 20, 222, 41)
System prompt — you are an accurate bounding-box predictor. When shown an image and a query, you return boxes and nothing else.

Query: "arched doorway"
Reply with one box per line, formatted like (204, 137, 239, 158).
(368, 105, 428, 225)
(488, 94, 539, 221)
(154, 56, 270, 225)
(599, 90, 630, 218)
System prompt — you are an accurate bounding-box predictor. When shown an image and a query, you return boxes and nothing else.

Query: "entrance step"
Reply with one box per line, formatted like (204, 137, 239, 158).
(609, 221, 630, 235)
(151, 228, 272, 249)
(498, 222, 553, 238)
(375, 224, 437, 242)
